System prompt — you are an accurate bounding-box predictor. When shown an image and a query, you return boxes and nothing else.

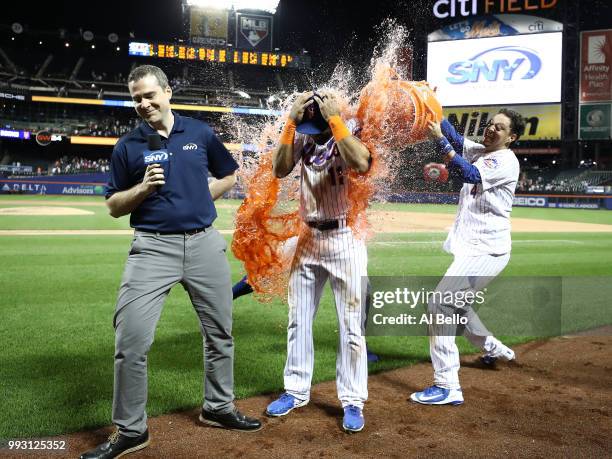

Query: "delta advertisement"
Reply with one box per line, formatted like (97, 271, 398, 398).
(443, 104, 561, 141)
(427, 32, 563, 106)
(0, 178, 106, 196)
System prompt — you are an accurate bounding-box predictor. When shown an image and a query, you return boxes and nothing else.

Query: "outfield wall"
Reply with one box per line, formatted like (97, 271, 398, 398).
(2, 176, 612, 210)
(388, 192, 612, 210)
(0, 174, 107, 196)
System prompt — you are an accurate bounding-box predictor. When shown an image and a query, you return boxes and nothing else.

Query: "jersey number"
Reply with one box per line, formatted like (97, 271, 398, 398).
(470, 184, 480, 197)
(330, 166, 344, 187)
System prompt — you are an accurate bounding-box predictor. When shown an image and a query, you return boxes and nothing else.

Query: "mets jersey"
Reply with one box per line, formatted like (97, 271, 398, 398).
(292, 120, 358, 222)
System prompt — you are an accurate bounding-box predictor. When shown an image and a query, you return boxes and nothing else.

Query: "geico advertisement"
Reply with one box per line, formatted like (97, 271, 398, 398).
(427, 32, 562, 106)
(443, 104, 561, 141)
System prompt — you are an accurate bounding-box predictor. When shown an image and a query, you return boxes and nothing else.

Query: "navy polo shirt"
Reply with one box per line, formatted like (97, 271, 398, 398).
(105, 112, 238, 232)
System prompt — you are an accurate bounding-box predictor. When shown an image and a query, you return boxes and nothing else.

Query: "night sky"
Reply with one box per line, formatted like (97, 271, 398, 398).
(3, 0, 612, 78)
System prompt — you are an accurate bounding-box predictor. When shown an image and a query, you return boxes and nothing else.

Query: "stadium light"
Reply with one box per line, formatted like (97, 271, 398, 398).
(186, 0, 280, 14)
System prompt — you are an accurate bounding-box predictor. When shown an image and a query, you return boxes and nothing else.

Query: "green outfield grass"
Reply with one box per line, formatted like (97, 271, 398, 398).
(1, 195, 611, 439)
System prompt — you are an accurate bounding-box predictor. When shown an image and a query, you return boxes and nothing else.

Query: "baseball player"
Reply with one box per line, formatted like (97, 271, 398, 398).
(265, 91, 372, 432)
(411, 109, 525, 405)
(232, 275, 380, 363)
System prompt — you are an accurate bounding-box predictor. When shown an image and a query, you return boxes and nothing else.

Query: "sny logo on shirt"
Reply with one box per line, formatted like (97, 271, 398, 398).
(183, 143, 197, 151)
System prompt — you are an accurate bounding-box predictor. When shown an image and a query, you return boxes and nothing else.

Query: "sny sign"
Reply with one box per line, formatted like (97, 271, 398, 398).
(447, 46, 541, 83)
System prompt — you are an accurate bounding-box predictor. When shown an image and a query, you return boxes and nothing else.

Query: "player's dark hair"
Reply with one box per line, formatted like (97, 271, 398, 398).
(128, 65, 169, 89)
(498, 108, 525, 142)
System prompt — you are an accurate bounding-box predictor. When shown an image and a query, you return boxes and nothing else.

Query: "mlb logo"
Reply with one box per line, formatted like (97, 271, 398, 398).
(483, 158, 498, 169)
(240, 16, 269, 47)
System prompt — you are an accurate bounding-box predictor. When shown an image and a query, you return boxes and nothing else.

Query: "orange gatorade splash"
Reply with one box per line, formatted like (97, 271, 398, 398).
(231, 26, 442, 299)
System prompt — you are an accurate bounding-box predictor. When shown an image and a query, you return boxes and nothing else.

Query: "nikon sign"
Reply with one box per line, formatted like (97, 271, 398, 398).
(443, 104, 561, 141)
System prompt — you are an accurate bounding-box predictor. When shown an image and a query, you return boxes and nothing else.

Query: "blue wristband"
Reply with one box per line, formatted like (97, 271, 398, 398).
(436, 137, 454, 156)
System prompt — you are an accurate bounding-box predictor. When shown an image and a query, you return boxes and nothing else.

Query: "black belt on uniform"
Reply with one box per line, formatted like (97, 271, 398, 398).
(137, 225, 211, 235)
(307, 220, 340, 231)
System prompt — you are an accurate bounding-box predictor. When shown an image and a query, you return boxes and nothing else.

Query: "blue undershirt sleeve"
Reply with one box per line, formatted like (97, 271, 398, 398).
(449, 153, 482, 184)
(440, 119, 464, 156)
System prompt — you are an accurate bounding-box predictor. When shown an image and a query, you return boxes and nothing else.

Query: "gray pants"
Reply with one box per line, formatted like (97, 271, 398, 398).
(112, 228, 235, 436)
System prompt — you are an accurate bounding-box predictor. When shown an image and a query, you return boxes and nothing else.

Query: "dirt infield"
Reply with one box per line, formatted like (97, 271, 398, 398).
(0, 200, 237, 209)
(6, 334, 608, 458)
(371, 210, 612, 233)
(1, 209, 611, 235)
(0, 207, 94, 216)
(0, 200, 106, 207)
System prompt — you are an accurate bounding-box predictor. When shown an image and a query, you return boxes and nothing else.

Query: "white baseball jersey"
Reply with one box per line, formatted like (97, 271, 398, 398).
(429, 136, 519, 391)
(443, 138, 520, 256)
(292, 119, 358, 222)
(282, 118, 368, 409)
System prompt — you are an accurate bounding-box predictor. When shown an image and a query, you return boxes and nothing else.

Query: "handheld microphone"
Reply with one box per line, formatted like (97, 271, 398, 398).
(147, 133, 162, 152)
(143, 134, 170, 188)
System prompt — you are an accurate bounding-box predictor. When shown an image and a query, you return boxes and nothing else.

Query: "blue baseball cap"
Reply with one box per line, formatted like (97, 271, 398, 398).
(296, 95, 329, 135)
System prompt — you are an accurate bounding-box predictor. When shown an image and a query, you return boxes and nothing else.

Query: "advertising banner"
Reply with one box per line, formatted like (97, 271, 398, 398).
(236, 13, 273, 50)
(580, 30, 612, 103)
(513, 195, 549, 208)
(428, 14, 563, 41)
(0, 174, 108, 196)
(427, 32, 563, 106)
(443, 104, 561, 141)
(189, 7, 229, 46)
(431, 0, 561, 20)
(0, 180, 106, 196)
(579, 103, 611, 140)
(0, 129, 30, 140)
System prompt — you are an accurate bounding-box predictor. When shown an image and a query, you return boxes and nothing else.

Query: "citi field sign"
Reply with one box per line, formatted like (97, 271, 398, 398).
(427, 32, 562, 106)
(433, 0, 559, 19)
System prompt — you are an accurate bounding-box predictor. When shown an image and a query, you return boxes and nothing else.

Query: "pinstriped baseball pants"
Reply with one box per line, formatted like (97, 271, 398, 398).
(284, 225, 368, 409)
(429, 253, 511, 389)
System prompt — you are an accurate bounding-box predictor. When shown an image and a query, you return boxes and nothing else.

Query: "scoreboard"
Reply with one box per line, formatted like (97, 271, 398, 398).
(128, 41, 310, 69)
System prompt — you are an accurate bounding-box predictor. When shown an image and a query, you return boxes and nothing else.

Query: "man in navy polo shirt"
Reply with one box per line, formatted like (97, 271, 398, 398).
(81, 65, 261, 459)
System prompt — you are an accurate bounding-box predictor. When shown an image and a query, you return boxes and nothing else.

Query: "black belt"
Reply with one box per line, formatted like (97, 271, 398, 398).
(307, 220, 340, 231)
(137, 225, 211, 235)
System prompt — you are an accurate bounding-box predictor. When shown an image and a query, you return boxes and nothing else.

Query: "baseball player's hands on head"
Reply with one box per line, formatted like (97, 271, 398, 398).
(315, 90, 341, 122)
(141, 163, 165, 194)
(427, 120, 444, 140)
(289, 91, 315, 124)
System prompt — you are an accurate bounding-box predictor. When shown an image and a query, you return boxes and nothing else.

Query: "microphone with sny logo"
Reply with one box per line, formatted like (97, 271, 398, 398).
(144, 134, 169, 188)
